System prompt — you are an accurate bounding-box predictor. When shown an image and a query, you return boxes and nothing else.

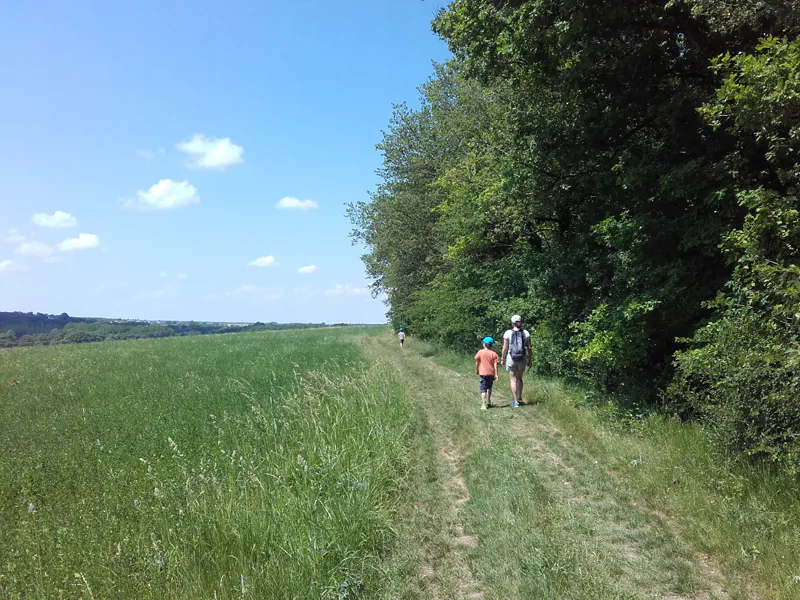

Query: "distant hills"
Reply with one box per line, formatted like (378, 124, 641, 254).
(0, 311, 345, 348)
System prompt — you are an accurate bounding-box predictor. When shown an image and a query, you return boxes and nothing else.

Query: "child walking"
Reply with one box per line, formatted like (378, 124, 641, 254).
(475, 336, 499, 410)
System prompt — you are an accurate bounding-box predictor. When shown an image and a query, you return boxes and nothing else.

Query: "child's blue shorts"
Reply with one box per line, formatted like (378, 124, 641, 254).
(479, 375, 495, 392)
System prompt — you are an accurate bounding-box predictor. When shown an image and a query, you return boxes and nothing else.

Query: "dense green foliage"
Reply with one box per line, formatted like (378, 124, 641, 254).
(669, 37, 800, 472)
(0, 329, 412, 598)
(0, 311, 338, 348)
(351, 2, 800, 469)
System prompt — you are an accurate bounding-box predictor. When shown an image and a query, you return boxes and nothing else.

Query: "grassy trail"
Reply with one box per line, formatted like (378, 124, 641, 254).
(363, 333, 778, 600)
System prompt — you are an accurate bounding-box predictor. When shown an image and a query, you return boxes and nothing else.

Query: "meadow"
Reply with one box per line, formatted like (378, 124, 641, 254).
(0, 327, 411, 599)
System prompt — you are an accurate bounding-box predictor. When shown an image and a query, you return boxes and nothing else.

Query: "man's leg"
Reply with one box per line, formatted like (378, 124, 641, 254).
(509, 371, 519, 404)
(518, 374, 524, 404)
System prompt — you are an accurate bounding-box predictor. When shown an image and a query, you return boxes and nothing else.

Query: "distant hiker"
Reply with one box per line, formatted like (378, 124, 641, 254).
(501, 315, 532, 408)
(398, 328, 406, 347)
(475, 336, 499, 410)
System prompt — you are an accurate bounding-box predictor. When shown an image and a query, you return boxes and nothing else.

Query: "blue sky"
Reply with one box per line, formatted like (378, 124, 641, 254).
(0, 0, 450, 323)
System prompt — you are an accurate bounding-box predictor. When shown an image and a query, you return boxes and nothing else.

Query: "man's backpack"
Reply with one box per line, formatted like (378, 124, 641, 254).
(510, 330, 526, 361)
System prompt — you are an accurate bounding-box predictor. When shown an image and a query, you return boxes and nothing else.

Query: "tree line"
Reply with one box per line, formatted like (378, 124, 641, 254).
(0, 312, 337, 348)
(350, 1, 800, 473)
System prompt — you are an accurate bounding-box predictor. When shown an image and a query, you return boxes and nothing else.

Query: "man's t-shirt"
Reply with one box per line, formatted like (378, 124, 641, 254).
(474, 348, 499, 376)
(398, 332, 406, 340)
(503, 328, 531, 364)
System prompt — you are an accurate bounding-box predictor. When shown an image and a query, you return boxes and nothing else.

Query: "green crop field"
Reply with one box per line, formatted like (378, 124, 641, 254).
(0, 327, 410, 599)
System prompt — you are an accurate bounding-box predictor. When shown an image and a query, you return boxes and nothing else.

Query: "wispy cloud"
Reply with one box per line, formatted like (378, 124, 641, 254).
(297, 264, 318, 274)
(226, 284, 282, 302)
(32, 211, 77, 228)
(324, 283, 370, 296)
(124, 179, 199, 211)
(15, 240, 54, 258)
(176, 134, 243, 169)
(0, 260, 27, 273)
(177, 272, 188, 279)
(276, 196, 318, 211)
(247, 255, 277, 268)
(5, 229, 27, 244)
(58, 233, 100, 252)
(137, 148, 165, 161)
(135, 285, 178, 300)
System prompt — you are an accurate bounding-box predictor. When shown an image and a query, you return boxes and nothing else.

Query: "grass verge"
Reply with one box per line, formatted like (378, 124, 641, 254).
(403, 336, 800, 599)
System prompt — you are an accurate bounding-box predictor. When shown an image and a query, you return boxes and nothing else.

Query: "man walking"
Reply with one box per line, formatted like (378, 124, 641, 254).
(501, 315, 532, 407)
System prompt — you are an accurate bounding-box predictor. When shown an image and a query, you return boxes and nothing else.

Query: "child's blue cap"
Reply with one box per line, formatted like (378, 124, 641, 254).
(482, 336, 494, 344)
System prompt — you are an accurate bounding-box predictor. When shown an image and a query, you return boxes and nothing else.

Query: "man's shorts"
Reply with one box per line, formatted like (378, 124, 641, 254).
(505, 358, 527, 373)
(479, 375, 495, 392)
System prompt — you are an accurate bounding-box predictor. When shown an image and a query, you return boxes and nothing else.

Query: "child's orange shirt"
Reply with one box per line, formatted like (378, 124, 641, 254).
(474, 348, 499, 376)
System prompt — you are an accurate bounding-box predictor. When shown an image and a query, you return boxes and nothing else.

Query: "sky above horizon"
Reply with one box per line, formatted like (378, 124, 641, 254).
(0, 1, 450, 323)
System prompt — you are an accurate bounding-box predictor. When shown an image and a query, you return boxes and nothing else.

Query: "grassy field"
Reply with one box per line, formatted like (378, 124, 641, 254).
(4, 329, 800, 599)
(0, 327, 412, 599)
(407, 338, 800, 599)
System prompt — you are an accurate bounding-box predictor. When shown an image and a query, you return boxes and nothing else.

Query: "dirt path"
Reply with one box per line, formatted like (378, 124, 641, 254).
(364, 335, 744, 599)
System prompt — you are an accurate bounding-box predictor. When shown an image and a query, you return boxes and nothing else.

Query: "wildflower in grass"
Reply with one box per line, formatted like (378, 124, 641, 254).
(27, 503, 36, 514)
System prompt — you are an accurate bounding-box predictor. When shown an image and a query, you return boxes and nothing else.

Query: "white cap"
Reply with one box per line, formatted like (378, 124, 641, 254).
(511, 315, 522, 324)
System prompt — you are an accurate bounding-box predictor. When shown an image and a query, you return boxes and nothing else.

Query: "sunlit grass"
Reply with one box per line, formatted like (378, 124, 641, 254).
(411, 339, 800, 599)
(0, 328, 411, 599)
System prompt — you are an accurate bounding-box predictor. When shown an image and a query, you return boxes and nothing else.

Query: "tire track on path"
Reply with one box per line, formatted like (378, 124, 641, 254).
(358, 337, 485, 600)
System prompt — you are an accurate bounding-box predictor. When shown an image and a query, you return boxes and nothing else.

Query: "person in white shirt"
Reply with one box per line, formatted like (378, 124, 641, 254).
(398, 328, 406, 347)
(501, 315, 532, 408)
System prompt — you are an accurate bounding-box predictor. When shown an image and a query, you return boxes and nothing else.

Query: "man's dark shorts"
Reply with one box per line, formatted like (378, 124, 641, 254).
(479, 375, 495, 393)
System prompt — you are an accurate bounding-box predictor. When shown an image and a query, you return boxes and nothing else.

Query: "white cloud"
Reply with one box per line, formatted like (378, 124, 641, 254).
(58, 233, 100, 252)
(125, 179, 199, 211)
(177, 272, 188, 279)
(0, 260, 27, 273)
(276, 196, 319, 211)
(32, 211, 77, 228)
(160, 271, 168, 278)
(176, 134, 243, 169)
(324, 283, 370, 296)
(15, 240, 54, 258)
(297, 264, 318, 274)
(248, 255, 277, 268)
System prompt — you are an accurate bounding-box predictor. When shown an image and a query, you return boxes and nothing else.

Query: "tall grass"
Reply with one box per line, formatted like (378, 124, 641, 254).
(536, 377, 800, 598)
(0, 328, 411, 599)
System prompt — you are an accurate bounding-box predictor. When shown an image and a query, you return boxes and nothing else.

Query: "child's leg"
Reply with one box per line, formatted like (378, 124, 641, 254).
(481, 391, 487, 406)
(486, 385, 493, 406)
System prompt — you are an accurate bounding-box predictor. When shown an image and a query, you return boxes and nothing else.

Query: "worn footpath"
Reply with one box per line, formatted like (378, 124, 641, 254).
(362, 334, 742, 600)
